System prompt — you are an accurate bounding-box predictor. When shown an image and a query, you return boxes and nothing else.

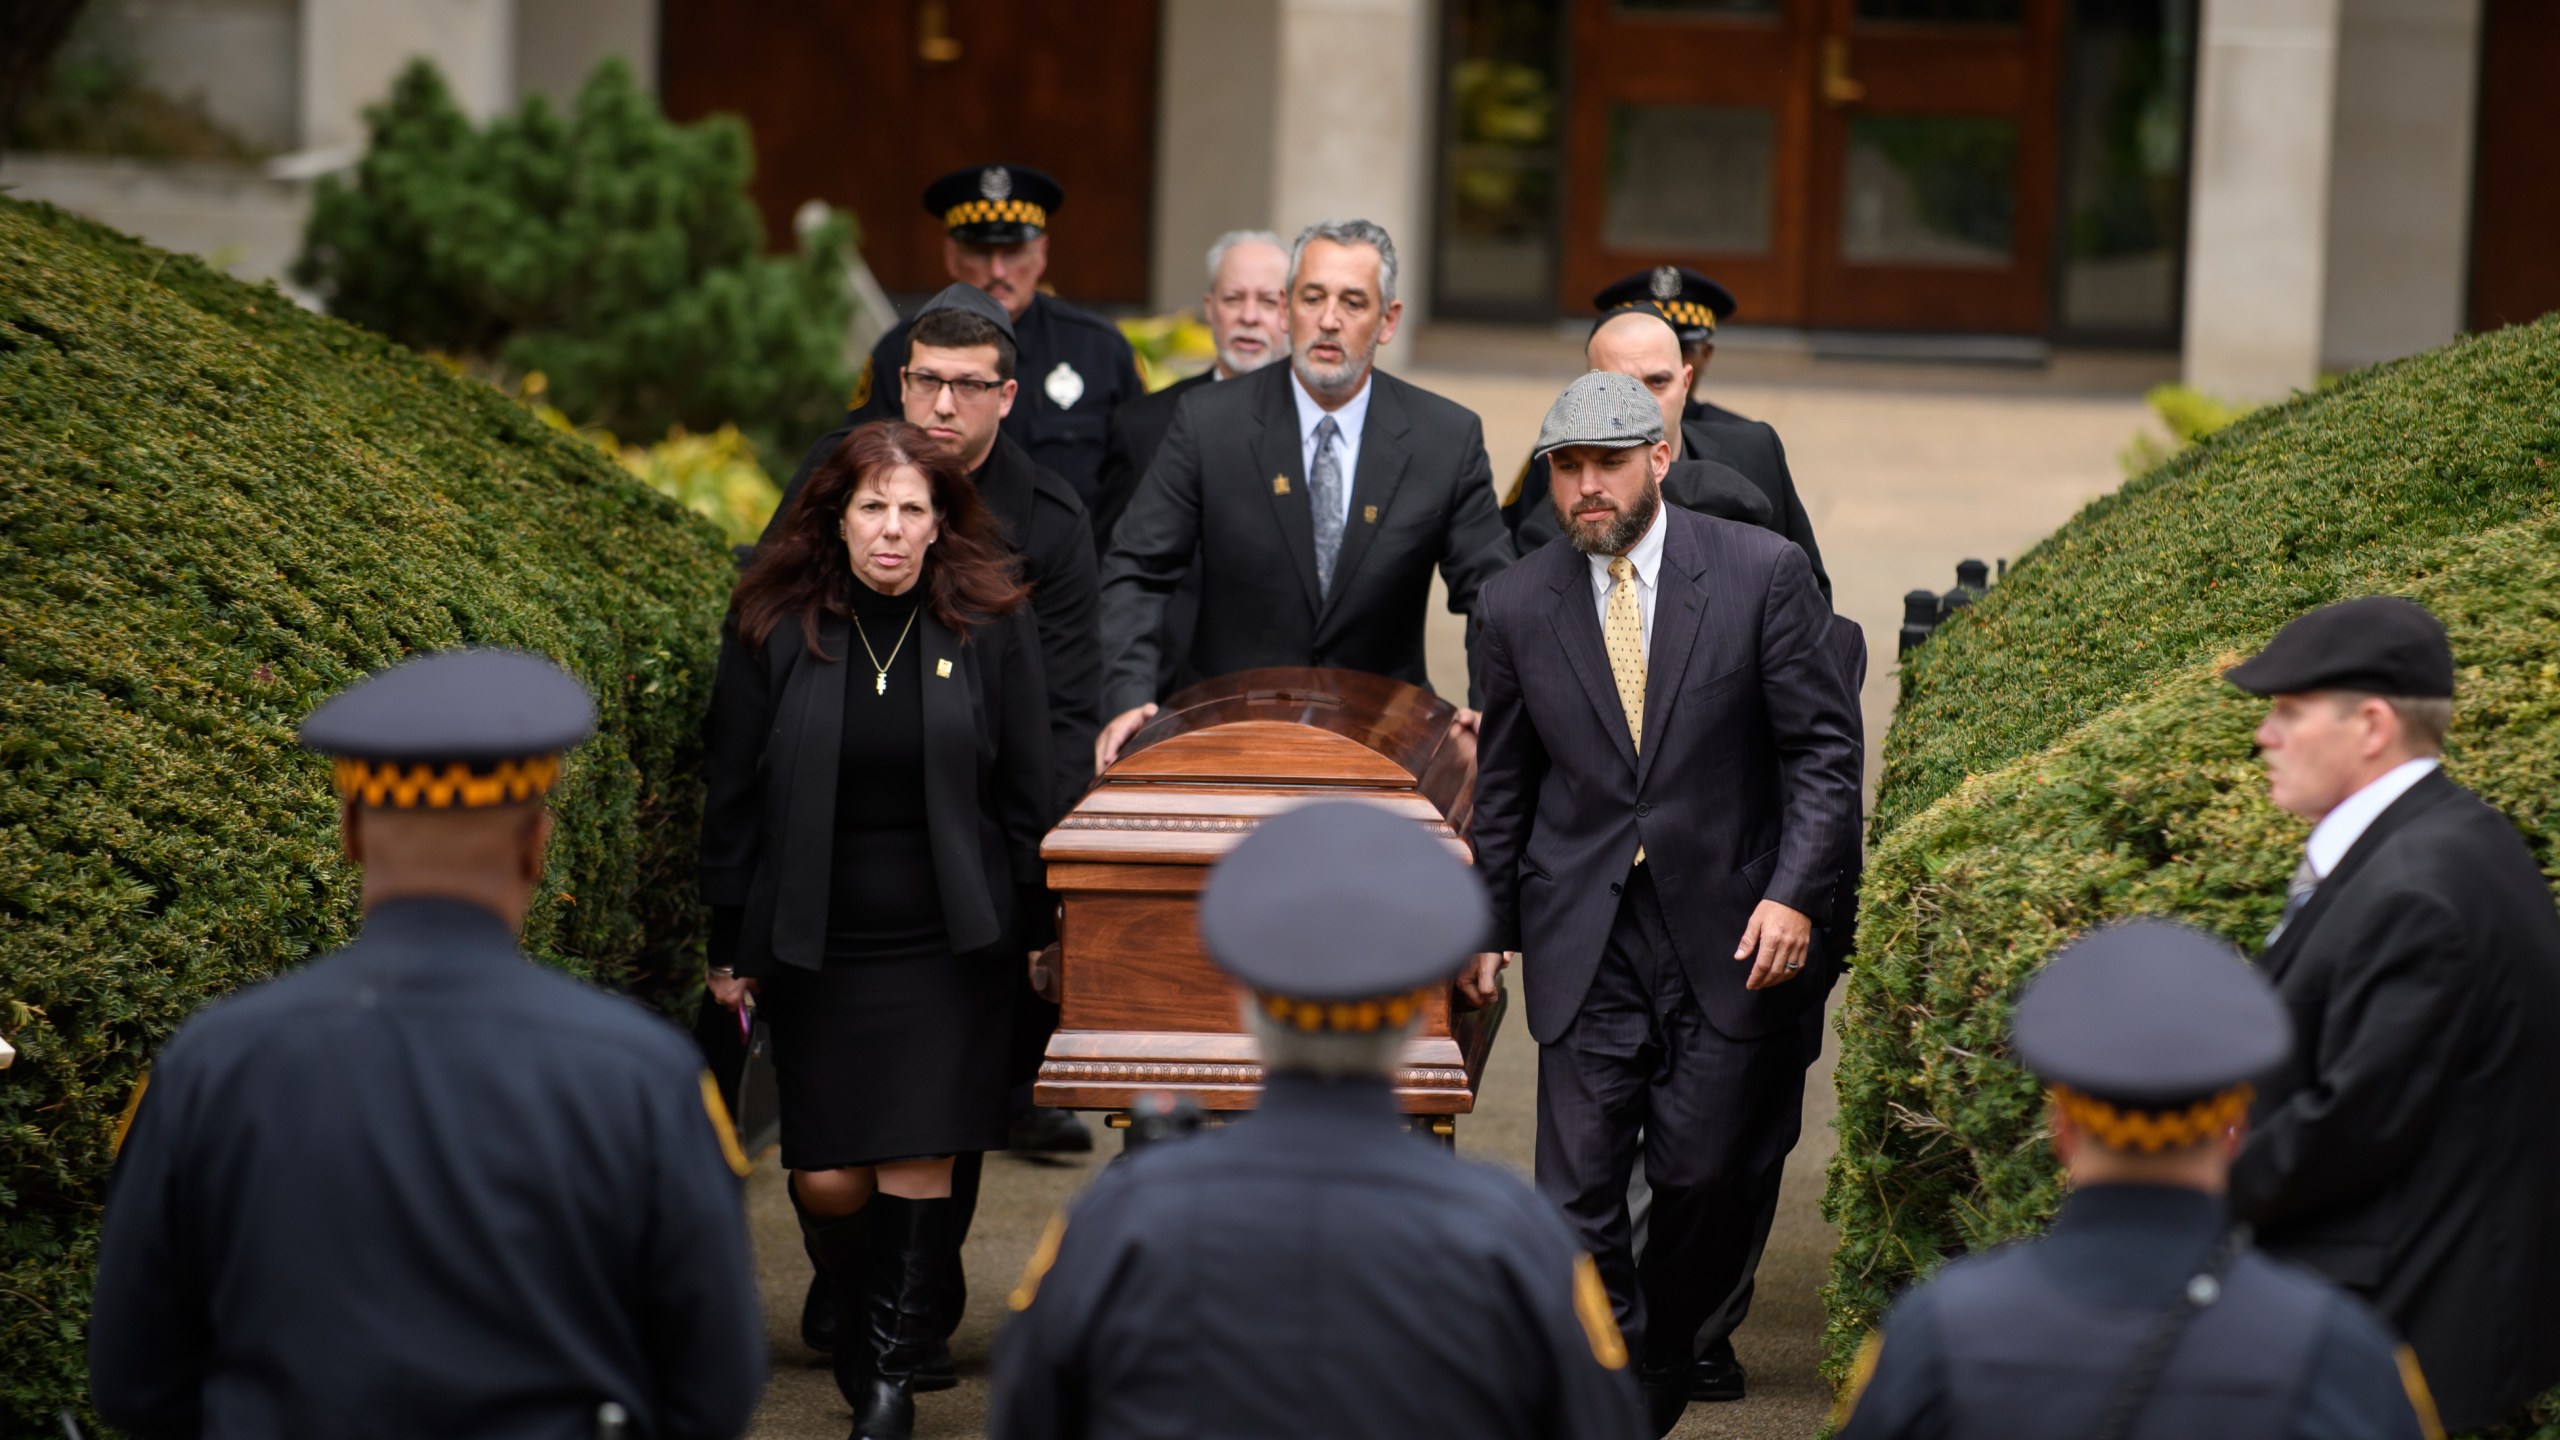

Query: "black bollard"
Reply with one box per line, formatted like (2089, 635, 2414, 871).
(1955, 558, 1990, 596)
(1899, 589, 1942, 656)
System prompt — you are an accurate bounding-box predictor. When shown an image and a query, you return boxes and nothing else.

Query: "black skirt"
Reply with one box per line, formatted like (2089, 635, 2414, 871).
(765, 831, 1012, 1170)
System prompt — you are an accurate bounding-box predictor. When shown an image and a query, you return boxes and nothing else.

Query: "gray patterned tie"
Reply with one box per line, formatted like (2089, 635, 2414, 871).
(2269, 854, 2319, 944)
(1310, 415, 1345, 596)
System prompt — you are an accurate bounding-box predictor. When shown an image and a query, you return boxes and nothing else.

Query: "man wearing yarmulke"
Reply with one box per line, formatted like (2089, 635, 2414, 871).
(88, 649, 765, 1440)
(1834, 921, 2438, 1439)
(989, 802, 1644, 1440)
(2224, 595, 2560, 1430)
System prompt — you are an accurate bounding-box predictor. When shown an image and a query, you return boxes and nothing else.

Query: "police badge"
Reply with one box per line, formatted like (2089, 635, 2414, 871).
(981, 166, 1012, 202)
(1650, 266, 1681, 302)
(1045, 362, 1085, 410)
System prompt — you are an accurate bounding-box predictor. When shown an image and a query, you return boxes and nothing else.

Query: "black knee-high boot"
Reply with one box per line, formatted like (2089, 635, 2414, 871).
(791, 1180, 870, 1403)
(849, 1193, 952, 1440)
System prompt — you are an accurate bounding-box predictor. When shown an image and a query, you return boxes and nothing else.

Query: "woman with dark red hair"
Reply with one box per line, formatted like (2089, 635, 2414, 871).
(699, 420, 1052, 1440)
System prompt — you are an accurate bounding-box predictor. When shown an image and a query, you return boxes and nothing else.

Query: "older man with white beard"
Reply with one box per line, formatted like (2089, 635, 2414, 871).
(1093, 218, 1514, 768)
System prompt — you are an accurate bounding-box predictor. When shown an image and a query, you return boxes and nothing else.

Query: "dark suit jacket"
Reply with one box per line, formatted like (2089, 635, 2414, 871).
(699, 602, 1055, 975)
(1472, 508, 1862, 1044)
(1094, 368, 1214, 550)
(1097, 362, 1513, 716)
(2231, 768, 2560, 1429)
(1094, 368, 1216, 694)
(771, 427, 1099, 824)
(1503, 416, 1829, 600)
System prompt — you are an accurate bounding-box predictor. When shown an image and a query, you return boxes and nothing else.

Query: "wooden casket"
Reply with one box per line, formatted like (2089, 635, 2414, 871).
(1034, 667, 1504, 1127)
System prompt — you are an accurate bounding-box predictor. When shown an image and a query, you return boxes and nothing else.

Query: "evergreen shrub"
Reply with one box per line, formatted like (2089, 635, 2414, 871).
(1829, 315, 2560, 1437)
(291, 58, 854, 466)
(0, 198, 736, 1430)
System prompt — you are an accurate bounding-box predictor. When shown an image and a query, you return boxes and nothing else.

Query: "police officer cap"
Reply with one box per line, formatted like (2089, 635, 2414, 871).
(301, 648, 596, 810)
(1593, 266, 1737, 345)
(1535, 370, 1664, 457)
(923, 163, 1063, 245)
(1199, 802, 1489, 1030)
(2224, 595, 2454, 699)
(914, 281, 1019, 347)
(2013, 921, 2291, 1113)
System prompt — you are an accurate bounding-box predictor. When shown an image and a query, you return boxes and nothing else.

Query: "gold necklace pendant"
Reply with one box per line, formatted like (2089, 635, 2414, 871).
(852, 603, 920, 698)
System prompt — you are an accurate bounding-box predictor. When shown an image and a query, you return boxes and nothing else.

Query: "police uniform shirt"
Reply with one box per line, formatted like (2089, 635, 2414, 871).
(88, 898, 766, 1440)
(851, 290, 1144, 512)
(990, 1072, 1646, 1440)
(1836, 1185, 2440, 1440)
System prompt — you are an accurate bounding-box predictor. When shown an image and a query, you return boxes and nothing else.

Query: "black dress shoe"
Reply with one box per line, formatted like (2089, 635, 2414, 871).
(1689, 1336, 1746, 1402)
(1640, 1360, 1690, 1437)
(1007, 1105, 1093, 1154)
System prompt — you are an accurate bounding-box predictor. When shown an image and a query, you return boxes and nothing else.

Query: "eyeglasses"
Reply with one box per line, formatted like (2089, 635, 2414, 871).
(900, 368, 1006, 401)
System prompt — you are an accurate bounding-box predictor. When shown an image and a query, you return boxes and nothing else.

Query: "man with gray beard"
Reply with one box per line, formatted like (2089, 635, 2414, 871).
(1093, 218, 1514, 769)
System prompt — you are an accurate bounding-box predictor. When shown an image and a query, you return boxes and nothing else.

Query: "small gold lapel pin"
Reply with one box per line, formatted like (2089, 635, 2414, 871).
(1362, 504, 1379, 524)
(1272, 475, 1291, 495)
(936, 658, 954, 678)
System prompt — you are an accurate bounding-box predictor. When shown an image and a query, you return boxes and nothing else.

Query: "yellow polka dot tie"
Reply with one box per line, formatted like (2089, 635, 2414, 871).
(1606, 556, 1646, 863)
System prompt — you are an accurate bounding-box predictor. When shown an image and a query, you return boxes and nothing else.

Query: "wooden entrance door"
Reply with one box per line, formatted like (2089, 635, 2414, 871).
(1559, 0, 2062, 332)
(659, 0, 1160, 304)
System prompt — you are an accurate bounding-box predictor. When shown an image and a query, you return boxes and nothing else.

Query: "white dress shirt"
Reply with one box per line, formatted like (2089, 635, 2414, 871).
(1585, 500, 1666, 659)
(1289, 369, 1372, 529)
(2303, 757, 2440, 879)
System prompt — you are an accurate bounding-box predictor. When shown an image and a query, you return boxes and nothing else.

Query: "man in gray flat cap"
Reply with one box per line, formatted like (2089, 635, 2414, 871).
(1469, 371, 1861, 1435)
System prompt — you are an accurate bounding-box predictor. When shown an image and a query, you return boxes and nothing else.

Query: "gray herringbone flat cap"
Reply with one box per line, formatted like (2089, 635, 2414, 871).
(1534, 370, 1664, 457)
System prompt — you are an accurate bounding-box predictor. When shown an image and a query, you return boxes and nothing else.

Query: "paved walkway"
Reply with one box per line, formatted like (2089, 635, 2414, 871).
(743, 331, 2166, 1439)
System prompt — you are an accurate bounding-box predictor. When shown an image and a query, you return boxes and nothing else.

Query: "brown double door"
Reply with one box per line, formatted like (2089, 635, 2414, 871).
(660, 0, 1159, 304)
(1562, 0, 2064, 332)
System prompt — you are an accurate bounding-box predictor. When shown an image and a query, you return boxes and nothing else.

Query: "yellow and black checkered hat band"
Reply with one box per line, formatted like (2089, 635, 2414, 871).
(2053, 1083, 2252, 1153)
(943, 199, 1048, 232)
(333, 754, 562, 809)
(1258, 987, 1432, 1033)
(1659, 300, 1716, 333)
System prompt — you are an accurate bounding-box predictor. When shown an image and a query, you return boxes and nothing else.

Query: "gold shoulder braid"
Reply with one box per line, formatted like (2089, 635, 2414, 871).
(1571, 1253, 1628, 1370)
(1009, 1212, 1068, 1311)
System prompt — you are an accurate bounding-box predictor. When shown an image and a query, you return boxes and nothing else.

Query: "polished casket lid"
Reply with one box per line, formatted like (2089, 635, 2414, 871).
(1042, 667, 1474, 865)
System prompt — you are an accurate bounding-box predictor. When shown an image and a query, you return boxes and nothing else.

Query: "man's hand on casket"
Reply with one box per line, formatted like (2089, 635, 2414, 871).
(1095, 703, 1159, 773)
(1456, 951, 1511, 1009)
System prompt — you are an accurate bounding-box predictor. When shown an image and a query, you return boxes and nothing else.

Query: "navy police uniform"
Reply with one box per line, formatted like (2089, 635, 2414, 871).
(88, 650, 765, 1440)
(989, 803, 1645, 1440)
(1835, 922, 2442, 1440)
(843, 165, 1143, 511)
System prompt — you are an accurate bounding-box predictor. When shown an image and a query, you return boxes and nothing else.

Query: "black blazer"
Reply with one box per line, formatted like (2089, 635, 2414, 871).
(1503, 416, 1829, 600)
(771, 427, 1100, 825)
(699, 603, 1055, 975)
(2231, 768, 2560, 1429)
(1472, 507, 1862, 1045)
(1097, 362, 1514, 716)
(1094, 368, 1214, 550)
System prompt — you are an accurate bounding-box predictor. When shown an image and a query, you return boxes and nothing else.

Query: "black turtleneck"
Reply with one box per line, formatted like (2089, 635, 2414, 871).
(826, 576, 940, 955)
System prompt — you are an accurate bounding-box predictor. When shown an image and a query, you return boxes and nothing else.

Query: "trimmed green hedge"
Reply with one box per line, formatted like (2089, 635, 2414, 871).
(1828, 314, 2560, 1437)
(0, 199, 735, 1430)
